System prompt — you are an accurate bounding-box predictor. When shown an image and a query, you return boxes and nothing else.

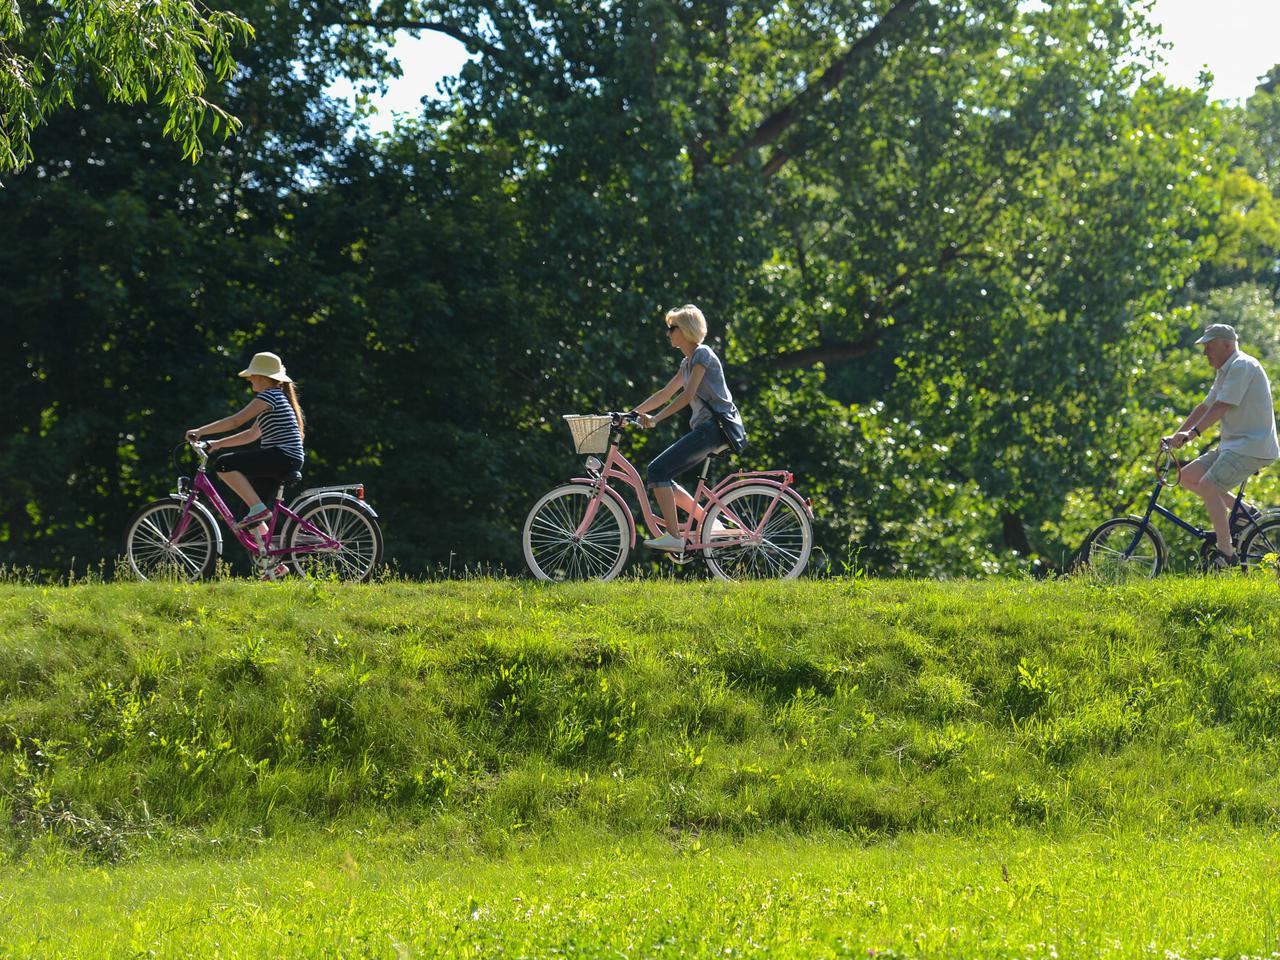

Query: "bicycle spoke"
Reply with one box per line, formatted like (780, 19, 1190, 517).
(704, 489, 810, 582)
(575, 536, 617, 564)
(1243, 522, 1280, 571)
(172, 547, 204, 576)
(540, 540, 578, 573)
(137, 517, 172, 545)
(549, 495, 578, 535)
(531, 515, 573, 538)
(524, 488, 626, 581)
(288, 504, 380, 581)
(1085, 522, 1159, 582)
(126, 504, 215, 582)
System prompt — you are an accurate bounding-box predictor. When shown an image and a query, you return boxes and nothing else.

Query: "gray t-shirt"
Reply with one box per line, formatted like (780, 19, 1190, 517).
(681, 344, 744, 429)
(1205, 349, 1279, 460)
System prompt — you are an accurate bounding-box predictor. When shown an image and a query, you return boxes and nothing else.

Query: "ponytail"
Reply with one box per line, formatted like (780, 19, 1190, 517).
(281, 381, 306, 440)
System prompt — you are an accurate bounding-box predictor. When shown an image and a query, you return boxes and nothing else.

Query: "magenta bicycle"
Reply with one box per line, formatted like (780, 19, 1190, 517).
(123, 440, 383, 582)
(522, 413, 814, 581)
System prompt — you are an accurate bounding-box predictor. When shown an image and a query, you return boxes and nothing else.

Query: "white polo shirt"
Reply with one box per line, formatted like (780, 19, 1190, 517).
(1205, 350, 1280, 460)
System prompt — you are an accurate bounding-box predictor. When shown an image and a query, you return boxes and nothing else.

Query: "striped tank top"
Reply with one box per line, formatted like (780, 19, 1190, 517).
(256, 388, 304, 462)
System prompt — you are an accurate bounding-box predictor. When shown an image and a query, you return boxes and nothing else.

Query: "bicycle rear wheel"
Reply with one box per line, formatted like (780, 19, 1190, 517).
(1239, 517, 1280, 572)
(123, 500, 218, 582)
(523, 484, 628, 581)
(1080, 518, 1165, 581)
(286, 501, 383, 582)
(702, 484, 812, 581)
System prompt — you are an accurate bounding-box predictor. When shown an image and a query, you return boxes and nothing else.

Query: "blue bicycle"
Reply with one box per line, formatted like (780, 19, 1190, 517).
(1081, 441, 1273, 580)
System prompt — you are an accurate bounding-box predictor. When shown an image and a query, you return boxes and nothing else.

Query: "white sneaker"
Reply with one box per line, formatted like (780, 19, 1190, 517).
(643, 533, 686, 552)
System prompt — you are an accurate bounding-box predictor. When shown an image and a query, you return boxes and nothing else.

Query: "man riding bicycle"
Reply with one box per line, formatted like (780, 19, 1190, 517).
(1163, 323, 1279, 567)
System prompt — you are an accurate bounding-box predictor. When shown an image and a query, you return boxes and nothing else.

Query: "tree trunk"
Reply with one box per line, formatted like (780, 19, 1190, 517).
(1000, 509, 1034, 557)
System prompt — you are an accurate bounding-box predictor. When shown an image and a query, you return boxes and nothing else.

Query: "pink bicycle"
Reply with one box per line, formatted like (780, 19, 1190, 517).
(522, 413, 814, 581)
(123, 440, 383, 582)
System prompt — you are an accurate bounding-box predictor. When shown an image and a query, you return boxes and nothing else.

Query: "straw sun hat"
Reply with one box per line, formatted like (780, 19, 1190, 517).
(238, 352, 292, 382)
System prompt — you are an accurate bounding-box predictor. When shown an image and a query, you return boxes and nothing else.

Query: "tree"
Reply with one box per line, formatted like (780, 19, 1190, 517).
(0, 0, 1241, 577)
(364, 0, 1222, 568)
(0, 0, 252, 172)
(0, 0, 393, 570)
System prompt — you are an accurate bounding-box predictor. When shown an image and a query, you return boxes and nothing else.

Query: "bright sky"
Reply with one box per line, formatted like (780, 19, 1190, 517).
(336, 0, 1280, 132)
(1151, 0, 1278, 98)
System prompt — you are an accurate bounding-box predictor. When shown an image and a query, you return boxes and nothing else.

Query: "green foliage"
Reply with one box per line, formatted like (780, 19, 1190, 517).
(0, 3, 1272, 577)
(0, 0, 253, 172)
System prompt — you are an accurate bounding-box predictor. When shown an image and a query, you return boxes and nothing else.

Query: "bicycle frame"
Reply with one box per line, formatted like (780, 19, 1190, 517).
(172, 464, 341, 560)
(1122, 471, 1250, 557)
(570, 441, 813, 552)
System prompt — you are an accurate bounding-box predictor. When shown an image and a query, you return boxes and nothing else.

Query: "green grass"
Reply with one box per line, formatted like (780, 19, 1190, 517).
(4, 826, 1280, 958)
(4, 577, 1280, 955)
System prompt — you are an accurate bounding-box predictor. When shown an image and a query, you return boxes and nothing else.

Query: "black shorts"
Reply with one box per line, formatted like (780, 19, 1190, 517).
(214, 448, 304, 502)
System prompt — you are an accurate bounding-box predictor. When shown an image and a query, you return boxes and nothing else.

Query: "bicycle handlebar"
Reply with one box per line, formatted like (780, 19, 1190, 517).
(172, 439, 210, 474)
(1154, 439, 1181, 486)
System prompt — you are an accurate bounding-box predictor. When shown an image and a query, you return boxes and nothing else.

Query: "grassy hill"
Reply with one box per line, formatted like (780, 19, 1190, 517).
(4, 576, 1280, 859)
(6, 577, 1280, 957)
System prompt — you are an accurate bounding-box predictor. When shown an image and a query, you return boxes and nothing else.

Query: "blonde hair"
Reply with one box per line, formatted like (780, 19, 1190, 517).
(665, 304, 707, 344)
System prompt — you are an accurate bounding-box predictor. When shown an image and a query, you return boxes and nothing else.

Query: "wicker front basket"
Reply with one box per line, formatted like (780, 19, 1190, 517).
(563, 414, 613, 455)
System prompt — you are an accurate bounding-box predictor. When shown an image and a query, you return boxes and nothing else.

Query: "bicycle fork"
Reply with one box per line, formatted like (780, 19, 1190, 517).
(170, 492, 200, 544)
(1122, 482, 1165, 557)
(573, 482, 608, 541)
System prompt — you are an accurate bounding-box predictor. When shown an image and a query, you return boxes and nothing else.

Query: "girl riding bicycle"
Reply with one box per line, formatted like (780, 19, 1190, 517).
(185, 352, 305, 541)
(631, 304, 747, 551)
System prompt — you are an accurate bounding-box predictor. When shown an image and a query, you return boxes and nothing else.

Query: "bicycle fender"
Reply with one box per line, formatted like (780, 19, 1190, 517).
(165, 495, 224, 556)
(709, 478, 815, 519)
(288, 491, 380, 520)
(570, 478, 637, 548)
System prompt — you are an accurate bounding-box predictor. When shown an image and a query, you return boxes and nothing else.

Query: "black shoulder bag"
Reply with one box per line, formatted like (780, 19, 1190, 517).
(714, 410, 748, 454)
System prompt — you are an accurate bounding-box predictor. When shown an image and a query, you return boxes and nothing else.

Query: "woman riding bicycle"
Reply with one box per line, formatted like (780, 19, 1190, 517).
(630, 305, 747, 552)
(185, 352, 306, 542)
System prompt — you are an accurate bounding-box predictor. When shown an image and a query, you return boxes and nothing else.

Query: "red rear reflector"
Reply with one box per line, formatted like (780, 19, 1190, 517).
(356, 485, 365, 500)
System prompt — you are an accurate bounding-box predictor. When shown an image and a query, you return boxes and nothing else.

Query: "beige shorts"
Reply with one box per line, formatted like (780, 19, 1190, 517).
(1188, 447, 1275, 492)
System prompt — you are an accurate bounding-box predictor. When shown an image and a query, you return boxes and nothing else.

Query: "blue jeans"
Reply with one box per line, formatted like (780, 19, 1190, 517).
(647, 421, 723, 489)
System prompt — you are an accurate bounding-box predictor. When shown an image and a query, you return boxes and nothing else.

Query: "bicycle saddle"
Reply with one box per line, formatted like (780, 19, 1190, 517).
(269, 471, 303, 499)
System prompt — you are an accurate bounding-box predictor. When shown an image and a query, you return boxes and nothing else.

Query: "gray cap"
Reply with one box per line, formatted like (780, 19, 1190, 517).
(1195, 323, 1238, 344)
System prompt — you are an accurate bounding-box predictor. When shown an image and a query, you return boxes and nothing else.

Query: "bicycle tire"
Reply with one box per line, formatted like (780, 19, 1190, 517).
(702, 484, 813, 581)
(285, 500, 384, 582)
(1080, 517, 1166, 581)
(523, 484, 629, 582)
(123, 500, 218, 582)
(1239, 517, 1280, 572)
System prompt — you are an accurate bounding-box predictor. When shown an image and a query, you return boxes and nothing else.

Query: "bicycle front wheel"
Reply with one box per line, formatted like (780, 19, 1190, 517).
(1240, 517, 1280, 572)
(523, 484, 629, 582)
(286, 501, 384, 582)
(123, 500, 218, 582)
(1080, 518, 1165, 581)
(702, 484, 812, 581)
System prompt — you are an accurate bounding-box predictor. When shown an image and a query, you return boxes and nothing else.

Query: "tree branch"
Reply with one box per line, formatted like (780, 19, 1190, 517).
(340, 19, 502, 59)
(725, 0, 923, 168)
(758, 331, 882, 372)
